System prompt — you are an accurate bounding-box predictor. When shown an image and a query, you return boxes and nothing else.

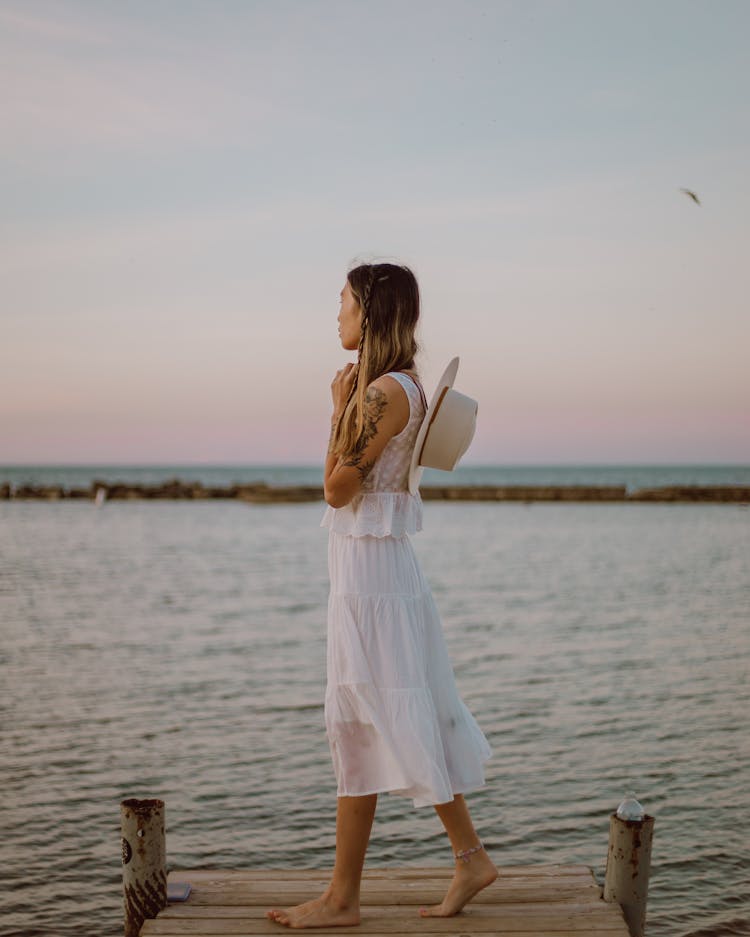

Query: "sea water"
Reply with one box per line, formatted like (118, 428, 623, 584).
(1, 475, 749, 936)
(2, 462, 750, 492)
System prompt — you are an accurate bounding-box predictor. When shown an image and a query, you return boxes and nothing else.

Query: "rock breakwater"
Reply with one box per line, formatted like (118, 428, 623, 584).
(2, 479, 749, 503)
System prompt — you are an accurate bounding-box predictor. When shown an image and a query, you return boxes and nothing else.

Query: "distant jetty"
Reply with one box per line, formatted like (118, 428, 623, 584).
(2, 479, 749, 503)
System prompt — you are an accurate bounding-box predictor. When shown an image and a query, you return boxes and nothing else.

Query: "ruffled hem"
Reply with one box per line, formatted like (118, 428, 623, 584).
(321, 490, 423, 539)
(325, 682, 492, 808)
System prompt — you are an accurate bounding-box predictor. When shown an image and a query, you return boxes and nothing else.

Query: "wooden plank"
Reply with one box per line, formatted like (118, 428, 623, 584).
(168, 865, 594, 882)
(159, 902, 617, 917)
(141, 908, 627, 934)
(160, 888, 600, 908)
(143, 930, 625, 937)
(158, 891, 605, 918)
(157, 902, 613, 919)
(143, 904, 626, 927)
(143, 918, 621, 933)
(162, 883, 602, 907)
(166, 874, 598, 888)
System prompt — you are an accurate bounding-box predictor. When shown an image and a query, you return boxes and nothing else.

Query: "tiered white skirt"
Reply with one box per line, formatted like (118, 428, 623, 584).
(325, 531, 491, 808)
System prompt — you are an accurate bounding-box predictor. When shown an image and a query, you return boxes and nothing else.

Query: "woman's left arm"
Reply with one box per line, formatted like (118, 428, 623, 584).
(324, 375, 408, 508)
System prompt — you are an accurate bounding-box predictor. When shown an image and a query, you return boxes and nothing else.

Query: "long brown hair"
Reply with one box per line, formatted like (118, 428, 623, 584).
(331, 262, 420, 458)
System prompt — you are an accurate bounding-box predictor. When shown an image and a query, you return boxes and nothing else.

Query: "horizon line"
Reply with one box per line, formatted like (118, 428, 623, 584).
(2, 460, 749, 469)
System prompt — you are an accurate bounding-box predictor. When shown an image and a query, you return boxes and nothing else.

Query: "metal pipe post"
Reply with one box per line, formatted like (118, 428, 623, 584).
(603, 811, 655, 937)
(121, 798, 167, 937)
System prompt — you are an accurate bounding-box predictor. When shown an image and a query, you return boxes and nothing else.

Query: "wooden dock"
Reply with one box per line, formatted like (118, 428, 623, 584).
(139, 864, 631, 936)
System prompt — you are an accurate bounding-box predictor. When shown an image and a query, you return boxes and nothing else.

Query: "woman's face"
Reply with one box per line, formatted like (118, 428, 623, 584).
(338, 281, 363, 351)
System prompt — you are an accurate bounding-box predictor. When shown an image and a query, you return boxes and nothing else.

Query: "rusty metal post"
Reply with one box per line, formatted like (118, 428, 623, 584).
(604, 811, 655, 937)
(121, 798, 167, 937)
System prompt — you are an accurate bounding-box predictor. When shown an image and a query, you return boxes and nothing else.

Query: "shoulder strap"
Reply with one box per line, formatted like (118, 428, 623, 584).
(390, 370, 427, 412)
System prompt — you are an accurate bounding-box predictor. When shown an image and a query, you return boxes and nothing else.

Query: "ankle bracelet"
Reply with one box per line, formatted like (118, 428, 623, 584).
(454, 841, 483, 863)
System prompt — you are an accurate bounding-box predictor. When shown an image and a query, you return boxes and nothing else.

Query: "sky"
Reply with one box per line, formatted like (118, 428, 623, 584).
(1, 0, 748, 465)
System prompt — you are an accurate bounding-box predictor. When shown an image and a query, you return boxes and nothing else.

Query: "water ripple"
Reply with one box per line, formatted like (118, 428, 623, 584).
(1, 501, 749, 937)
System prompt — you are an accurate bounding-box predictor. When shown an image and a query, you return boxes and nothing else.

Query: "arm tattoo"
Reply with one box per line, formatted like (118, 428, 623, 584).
(350, 457, 375, 482)
(341, 386, 388, 481)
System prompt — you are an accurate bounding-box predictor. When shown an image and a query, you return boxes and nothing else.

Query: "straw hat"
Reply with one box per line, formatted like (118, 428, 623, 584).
(408, 357, 478, 494)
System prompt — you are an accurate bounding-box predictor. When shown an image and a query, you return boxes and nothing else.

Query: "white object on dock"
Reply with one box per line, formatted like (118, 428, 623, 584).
(616, 791, 645, 821)
(166, 882, 192, 902)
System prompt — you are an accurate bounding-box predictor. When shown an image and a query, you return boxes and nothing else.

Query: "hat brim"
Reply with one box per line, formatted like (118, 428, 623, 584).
(408, 357, 460, 494)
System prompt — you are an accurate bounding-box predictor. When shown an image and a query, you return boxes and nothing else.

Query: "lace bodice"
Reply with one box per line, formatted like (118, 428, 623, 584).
(321, 372, 426, 538)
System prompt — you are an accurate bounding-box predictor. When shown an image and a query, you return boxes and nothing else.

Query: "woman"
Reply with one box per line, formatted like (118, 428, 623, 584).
(267, 262, 495, 928)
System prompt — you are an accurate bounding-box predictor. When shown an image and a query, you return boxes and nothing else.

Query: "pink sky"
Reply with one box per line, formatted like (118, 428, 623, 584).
(2, 1, 748, 464)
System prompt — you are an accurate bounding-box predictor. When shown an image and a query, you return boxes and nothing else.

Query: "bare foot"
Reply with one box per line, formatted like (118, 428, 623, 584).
(266, 889, 360, 928)
(419, 850, 498, 917)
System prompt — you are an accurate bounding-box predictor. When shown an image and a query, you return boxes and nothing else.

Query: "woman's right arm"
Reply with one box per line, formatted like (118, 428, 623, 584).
(324, 372, 407, 508)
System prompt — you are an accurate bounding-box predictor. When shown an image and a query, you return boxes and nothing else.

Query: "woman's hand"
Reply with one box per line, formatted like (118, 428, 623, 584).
(331, 363, 358, 420)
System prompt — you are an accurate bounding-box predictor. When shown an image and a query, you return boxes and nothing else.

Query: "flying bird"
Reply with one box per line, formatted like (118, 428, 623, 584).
(680, 187, 701, 205)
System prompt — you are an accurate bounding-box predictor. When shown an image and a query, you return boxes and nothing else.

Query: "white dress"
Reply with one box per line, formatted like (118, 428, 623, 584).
(321, 371, 491, 808)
